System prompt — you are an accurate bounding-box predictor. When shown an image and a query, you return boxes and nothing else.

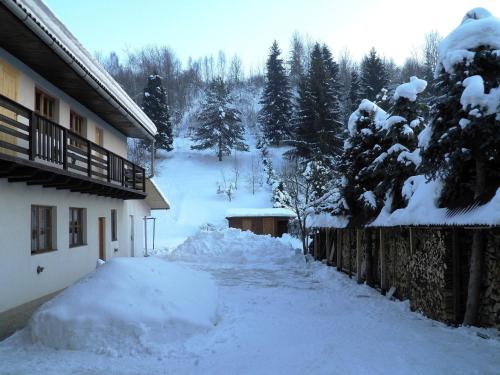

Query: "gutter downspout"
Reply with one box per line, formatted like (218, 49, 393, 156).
(148, 140, 155, 178)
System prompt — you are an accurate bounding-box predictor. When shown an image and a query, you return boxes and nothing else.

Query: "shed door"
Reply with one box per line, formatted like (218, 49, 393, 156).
(242, 219, 252, 231)
(0, 59, 19, 156)
(263, 218, 274, 236)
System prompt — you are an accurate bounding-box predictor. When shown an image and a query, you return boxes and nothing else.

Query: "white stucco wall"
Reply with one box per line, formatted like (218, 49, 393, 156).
(0, 175, 150, 314)
(0, 48, 128, 158)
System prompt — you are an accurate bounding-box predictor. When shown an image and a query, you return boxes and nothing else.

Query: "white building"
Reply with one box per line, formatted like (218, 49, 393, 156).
(0, 0, 169, 338)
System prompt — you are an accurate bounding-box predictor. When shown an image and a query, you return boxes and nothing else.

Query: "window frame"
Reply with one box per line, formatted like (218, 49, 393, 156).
(111, 209, 118, 241)
(35, 88, 56, 120)
(31, 205, 56, 255)
(69, 207, 86, 248)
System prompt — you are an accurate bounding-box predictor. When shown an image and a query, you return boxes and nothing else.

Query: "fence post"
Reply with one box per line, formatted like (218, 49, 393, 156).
(62, 128, 67, 170)
(87, 141, 92, 177)
(106, 151, 111, 182)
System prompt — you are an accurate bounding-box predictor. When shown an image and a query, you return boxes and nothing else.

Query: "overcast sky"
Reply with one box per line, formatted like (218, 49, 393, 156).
(45, 0, 500, 70)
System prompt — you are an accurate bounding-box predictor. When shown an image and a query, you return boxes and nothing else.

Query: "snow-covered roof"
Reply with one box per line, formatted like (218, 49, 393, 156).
(8, 0, 157, 137)
(369, 176, 500, 227)
(145, 178, 170, 210)
(306, 213, 348, 229)
(438, 7, 500, 74)
(225, 208, 297, 219)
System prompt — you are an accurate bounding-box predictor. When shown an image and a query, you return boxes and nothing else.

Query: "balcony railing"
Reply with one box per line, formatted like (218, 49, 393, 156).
(0, 93, 146, 198)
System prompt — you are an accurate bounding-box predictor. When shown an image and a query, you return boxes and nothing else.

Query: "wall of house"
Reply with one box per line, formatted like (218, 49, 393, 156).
(312, 227, 499, 328)
(0, 180, 150, 336)
(0, 48, 128, 158)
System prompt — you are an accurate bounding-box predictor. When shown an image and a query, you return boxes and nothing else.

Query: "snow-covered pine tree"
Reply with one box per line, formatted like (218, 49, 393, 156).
(360, 48, 388, 102)
(373, 76, 427, 212)
(259, 41, 293, 146)
(142, 73, 174, 152)
(419, 8, 500, 326)
(303, 159, 330, 207)
(340, 99, 387, 222)
(293, 43, 344, 162)
(191, 77, 248, 161)
(349, 69, 361, 115)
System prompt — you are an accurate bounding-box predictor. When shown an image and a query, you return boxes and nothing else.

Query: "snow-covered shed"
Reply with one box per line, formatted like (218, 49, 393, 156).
(226, 208, 296, 237)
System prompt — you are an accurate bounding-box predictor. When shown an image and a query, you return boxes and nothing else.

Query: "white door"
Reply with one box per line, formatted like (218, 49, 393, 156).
(130, 215, 134, 257)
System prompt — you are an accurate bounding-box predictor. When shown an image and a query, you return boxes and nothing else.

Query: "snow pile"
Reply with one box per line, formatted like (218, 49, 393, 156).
(226, 207, 296, 218)
(170, 228, 303, 265)
(393, 76, 427, 101)
(30, 257, 218, 355)
(438, 7, 500, 73)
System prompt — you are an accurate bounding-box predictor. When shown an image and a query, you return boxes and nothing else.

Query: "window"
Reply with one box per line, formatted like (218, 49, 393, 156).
(111, 209, 117, 241)
(35, 89, 56, 120)
(31, 206, 55, 254)
(70, 111, 85, 136)
(69, 207, 86, 247)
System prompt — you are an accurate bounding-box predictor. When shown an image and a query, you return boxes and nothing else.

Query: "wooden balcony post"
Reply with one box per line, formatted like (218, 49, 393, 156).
(28, 112, 36, 160)
(106, 150, 111, 182)
(121, 161, 125, 187)
(87, 140, 92, 177)
(132, 164, 136, 190)
(62, 127, 68, 170)
(142, 168, 146, 192)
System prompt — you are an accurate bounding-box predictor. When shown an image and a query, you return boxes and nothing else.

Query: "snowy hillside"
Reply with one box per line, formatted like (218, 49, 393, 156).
(152, 136, 290, 250)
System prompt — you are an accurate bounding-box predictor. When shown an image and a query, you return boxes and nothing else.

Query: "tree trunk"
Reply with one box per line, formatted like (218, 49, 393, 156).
(463, 158, 487, 326)
(218, 139, 223, 161)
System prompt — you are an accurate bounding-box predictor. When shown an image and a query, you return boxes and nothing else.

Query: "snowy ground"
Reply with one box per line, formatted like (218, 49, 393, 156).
(150, 136, 289, 250)
(1, 229, 499, 375)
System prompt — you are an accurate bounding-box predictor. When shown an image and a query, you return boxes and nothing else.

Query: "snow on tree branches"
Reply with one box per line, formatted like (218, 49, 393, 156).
(191, 77, 248, 161)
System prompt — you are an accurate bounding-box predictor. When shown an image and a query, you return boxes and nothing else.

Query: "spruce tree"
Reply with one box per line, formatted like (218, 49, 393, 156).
(349, 70, 361, 113)
(259, 41, 293, 146)
(191, 77, 248, 161)
(420, 8, 500, 326)
(142, 73, 173, 152)
(360, 48, 388, 101)
(293, 43, 343, 162)
(373, 76, 427, 212)
(340, 100, 386, 221)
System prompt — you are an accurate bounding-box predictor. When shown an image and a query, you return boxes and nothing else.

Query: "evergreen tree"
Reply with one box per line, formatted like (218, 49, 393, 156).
(373, 76, 427, 212)
(339, 100, 386, 221)
(259, 41, 293, 146)
(142, 73, 173, 152)
(419, 9, 500, 326)
(191, 77, 248, 161)
(349, 69, 361, 114)
(360, 48, 388, 101)
(293, 43, 343, 162)
(289, 32, 305, 89)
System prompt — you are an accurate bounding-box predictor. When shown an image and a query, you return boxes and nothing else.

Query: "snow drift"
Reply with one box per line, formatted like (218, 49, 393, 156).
(170, 228, 303, 265)
(30, 257, 218, 355)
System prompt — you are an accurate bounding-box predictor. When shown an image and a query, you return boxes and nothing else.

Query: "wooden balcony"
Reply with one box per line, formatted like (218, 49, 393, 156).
(0, 94, 146, 199)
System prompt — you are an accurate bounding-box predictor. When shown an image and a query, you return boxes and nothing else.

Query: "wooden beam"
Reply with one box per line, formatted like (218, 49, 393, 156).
(452, 228, 462, 324)
(380, 228, 388, 294)
(356, 229, 363, 284)
(325, 229, 330, 261)
(336, 229, 342, 271)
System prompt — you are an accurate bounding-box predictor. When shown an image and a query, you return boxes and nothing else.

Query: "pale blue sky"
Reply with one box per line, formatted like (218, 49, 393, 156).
(45, 0, 500, 70)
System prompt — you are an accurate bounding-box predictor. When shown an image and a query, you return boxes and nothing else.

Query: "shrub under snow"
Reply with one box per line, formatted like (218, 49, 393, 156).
(30, 257, 218, 355)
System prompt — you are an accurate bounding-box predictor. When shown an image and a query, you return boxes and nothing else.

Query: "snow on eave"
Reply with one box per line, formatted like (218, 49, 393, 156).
(225, 208, 297, 219)
(9, 0, 157, 138)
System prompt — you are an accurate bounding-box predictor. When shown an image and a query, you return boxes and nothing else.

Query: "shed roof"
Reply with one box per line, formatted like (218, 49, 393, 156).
(226, 208, 297, 219)
(145, 179, 170, 210)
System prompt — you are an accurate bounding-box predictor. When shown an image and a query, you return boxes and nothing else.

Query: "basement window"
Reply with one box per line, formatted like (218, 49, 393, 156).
(31, 205, 56, 254)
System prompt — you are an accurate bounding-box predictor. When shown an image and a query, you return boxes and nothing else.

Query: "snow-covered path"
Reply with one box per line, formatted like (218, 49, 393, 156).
(1, 232, 499, 375)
